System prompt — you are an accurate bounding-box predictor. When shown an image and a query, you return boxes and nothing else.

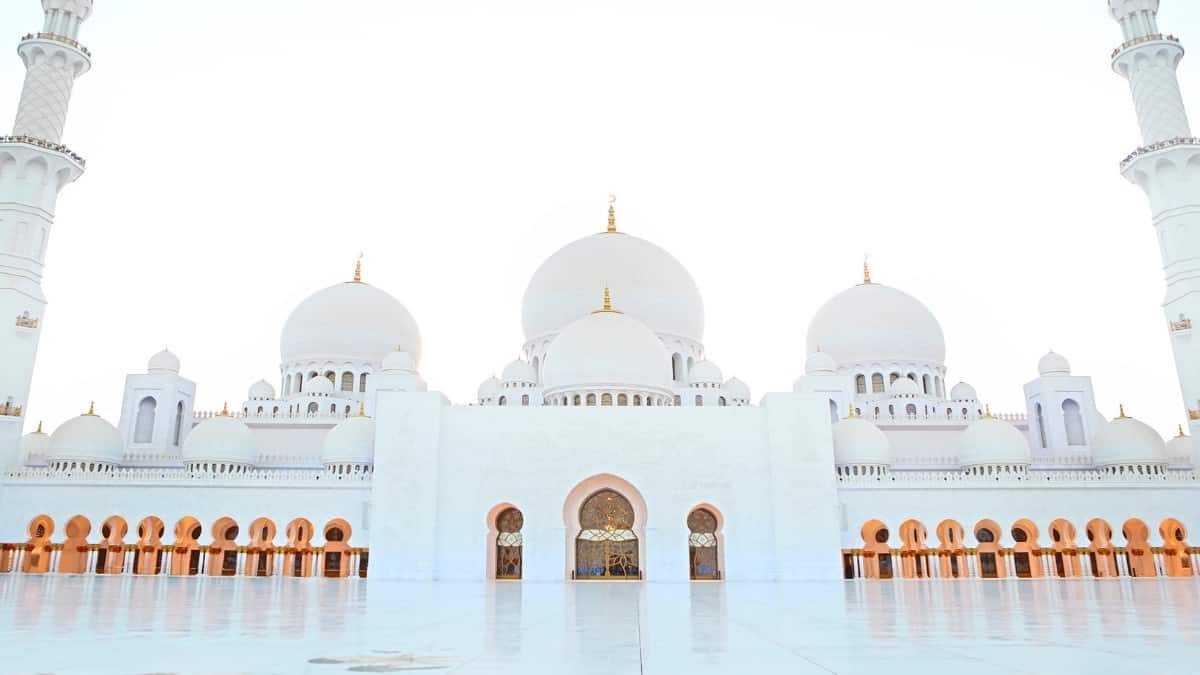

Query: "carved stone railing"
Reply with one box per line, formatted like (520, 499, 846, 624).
(1170, 318, 1193, 332)
(19, 32, 91, 57)
(4, 466, 370, 484)
(842, 544, 1199, 580)
(1120, 136, 1200, 170)
(0, 542, 367, 578)
(194, 409, 352, 422)
(0, 134, 86, 167)
(1111, 33, 1180, 59)
(836, 467, 1195, 487)
(0, 404, 22, 418)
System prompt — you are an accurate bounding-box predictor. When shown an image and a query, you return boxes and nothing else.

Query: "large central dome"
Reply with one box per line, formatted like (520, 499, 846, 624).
(522, 229, 704, 343)
(281, 277, 422, 366)
(806, 281, 945, 366)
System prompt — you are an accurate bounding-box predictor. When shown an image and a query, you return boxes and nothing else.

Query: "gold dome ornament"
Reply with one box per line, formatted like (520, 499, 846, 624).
(356, 400, 369, 418)
(352, 254, 363, 283)
(219, 401, 230, 417)
(85, 401, 95, 416)
(983, 404, 994, 419)
(1117, 404, 1129, 420)
(1178, 424, 1188, 438)
(607, 194, 618, 233)
(592, 287, 623, 314)
(862, 256, 872, 285)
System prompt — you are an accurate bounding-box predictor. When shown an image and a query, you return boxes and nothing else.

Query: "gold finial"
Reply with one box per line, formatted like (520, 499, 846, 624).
(85, 401, 95, 416)
(35, 420, 43, 434)
(1117, 404, 1128, 419)
(357, 400, 368, 418)
(219, 401, 230, 417)
(353, 254, 363, 283)
(1178, 424, 1188, 438)
(607, 194, 617, 233)
(845, 405, 859, 419)
(862, 256, 872, 284)
(983, 404, 993, 419)
(592, 287, 623, 314)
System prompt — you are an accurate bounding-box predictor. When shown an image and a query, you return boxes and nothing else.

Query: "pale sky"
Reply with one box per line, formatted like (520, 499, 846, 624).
(3, 0, 1197, 438)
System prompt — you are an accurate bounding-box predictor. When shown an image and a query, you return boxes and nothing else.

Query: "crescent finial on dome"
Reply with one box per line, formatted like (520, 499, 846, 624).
(35, 420, 43, 434)
(845, 405, 859, 419)
(357, 400, 369, 418)
(1179, 424, 1188, 438)
(353, 255, 363, 283)
(607, 198, 617, 233)
(592, 287, 624, 314)
(862, 256, 872, 285)
(85, 401, 95, 416)
(219, 401, 230, 417)
(983, 403, 993, 419)
(1118, 404, 1128, 419)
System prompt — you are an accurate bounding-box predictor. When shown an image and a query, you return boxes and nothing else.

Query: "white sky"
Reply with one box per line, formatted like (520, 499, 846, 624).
(3, 0, 1197, 438)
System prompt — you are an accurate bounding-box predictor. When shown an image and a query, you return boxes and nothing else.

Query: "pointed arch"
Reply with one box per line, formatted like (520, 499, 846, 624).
(207, 517, 240, 576)
(1048, 518, 1081, 577)
(134, 396, 157, 443)
(485, 503, 524, 580)
(898, 519, 929, 579)
(20, 515, 54, 574)
(133, 516, 165, 576)
(245, 517, 277, 577)
(97, 516, 129, 575)
(170, 517, 203, 576)
(1010, 519, 1043, 578)
(284, 518, 315, 577)
(562, 474, 648, 581)
(688, 504, 723, 580)
(1085, 518, 1119, 577)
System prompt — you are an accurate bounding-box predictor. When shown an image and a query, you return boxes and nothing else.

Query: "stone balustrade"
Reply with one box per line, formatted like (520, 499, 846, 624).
(1111, 33, 1180, 59)
(19, 32, 91, 57)
(1120, 136, 1200, 170)
(0, 134, 86, 166)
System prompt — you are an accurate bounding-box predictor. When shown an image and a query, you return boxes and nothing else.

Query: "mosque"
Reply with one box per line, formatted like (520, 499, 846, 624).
(0, 0, 1199, 582)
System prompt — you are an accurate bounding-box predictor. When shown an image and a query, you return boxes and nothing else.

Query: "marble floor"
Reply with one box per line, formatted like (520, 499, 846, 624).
(1, 575, 1199, 674)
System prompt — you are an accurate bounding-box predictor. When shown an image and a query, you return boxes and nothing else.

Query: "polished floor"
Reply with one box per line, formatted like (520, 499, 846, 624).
(2, 575, 1199, 674)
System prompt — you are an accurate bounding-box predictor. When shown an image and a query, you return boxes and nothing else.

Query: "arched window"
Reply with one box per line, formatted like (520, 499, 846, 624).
(936, 377, 945, 398)
(573, 394, 581, 406)
(855, 375, 867, 394)
(888, 404, 895, 416)
(499, 396, 507, 406)
(285, 374, 292, 395)
(871, 373, 884, 393)
(618, 394, 628, 406)
(340, 372, 354, 391)
(718, 397, 727, 407)
(359, 373, 368, 392)
(633, 395, 642, 406)
(330, 403, 337, 414)
(296, 374, 304, 392)
(324, 370, 336, 384)
(829, 399, 838, 423)
(672, 353, 684, 382)
(586, 393, 596, 406)
(922, 374, 931, 395)
(688, 508, 720, 580)
(889, 372, 900, 384)
(1063, 399, 1085, 446)
(495, 507, 523, 580)
(576, 490, 639, 579)
(695, 394, 703, 406)
(1035, 403, 1047, 449)
(134, 396, 157, 444)
(521, 394, 529, 406)
(272, 406, 279, 415)
(172, 401, 184, 447)
(905, 403, 917, 416)
(257, 406, 264, 414)
(307, 402, 319, 415)
(601, 393, 613, 406)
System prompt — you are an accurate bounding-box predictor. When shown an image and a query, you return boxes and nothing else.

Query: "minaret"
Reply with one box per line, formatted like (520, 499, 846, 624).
(1109, 0, 1200, 434)
(0, 0, 93, 462)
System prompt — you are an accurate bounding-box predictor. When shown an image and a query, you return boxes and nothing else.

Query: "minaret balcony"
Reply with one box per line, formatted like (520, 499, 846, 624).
(0, 135, 86, 168)
(19, 32, 90, 58)
(1189, 409, 1200, 422)
(1119, 136, 1200, 171)
(0, 403, 23, 418)
(1111, 33, 1180, 60)
(1169, 318, 1192, 334)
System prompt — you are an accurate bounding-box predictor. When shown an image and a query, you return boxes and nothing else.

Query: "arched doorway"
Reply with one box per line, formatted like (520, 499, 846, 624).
(1010, 519, 1043, 578)
(58, 515, 91, 574)
(97, 516, 128, 575)
(321, 519, 352, 578)
(245, 517, 277, 577)
(284, 517, 315, 577)
(495, 507, 524, 580)
(974, 519, 1005, 578)
(1160, 518, 1193, 577)
(935, 519, 966, 578)
(898, 519, 929, 579)
(170, 517, 203, 576)
(133, 516, 165, 576)
(1085, 518, 1119, 577)
(21, 515, 54, 574)
(688, 508, 720, 580)
(1048, 518, 1081, 578)
(860, 519, 893, 579)
(1122, 518, 1155, 577)
(575, 489, 640, 580)
(207, 517, 240, 577)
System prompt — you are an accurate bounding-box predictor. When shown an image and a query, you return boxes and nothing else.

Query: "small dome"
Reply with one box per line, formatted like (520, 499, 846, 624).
(48, 408, 123, 466)
(689, 360, 723, 385)
(20, 425, 50, 466)
(950, 382, 977, 401)
(1167, 427, 1191, 462)
(1038, 351, 1071, 377)
(805, 350, 837, 375)
(807, 282, 945, 366)
(303, 375, 334, 395)
(1091, 413, 1168, 466)
(322, 414, 375, 465)
(281, 277, 421, 366)
(833, 417, 891, 466)
(382, 350, 416, 373)
(248, 380, 275, 400)
(891, 377, 920, 396)
(183, 414, 257, 466)
(542, 298, 672, 394)
(958, 417, 1032, 467)
(478, 376, 501, 399)
(147, 348, 180, 374)
(522, 230, 704, 343)
(502, 359, 537, 384)
(723, 377, 750, 402)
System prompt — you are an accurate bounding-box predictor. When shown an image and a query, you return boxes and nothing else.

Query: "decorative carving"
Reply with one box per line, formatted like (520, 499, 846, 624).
(0, 403, 23, 418)
(1170, 317, 1192, 332)
(576, 490, 639, 579)
(14, 312, 38, 329)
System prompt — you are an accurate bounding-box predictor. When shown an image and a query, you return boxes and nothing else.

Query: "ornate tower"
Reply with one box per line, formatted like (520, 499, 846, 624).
(0, 0, 92, 461)
(1109, 0, 1200, 433)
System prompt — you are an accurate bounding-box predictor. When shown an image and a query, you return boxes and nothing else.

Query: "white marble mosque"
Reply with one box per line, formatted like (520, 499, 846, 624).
(1, 0, 1200, 589)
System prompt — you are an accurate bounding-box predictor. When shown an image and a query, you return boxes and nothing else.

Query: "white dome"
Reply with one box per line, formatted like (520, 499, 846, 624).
(1038, 351, 1071, 377)
(805, 350, 837, 375)
(20, 425, 49, 466)
(833, 417, 891, 466)
(522, 231, 704, 342)
(478, 376, 501, 399)
(382, 350, 416, 373)
(1167, 428, 1191, 461)
(723, 377, 750, 402)
(48, 410, 123, 466)
(248, 379, 275, 400)
(542, 304, 672, 393)
(891, 377, 920, 396)
(303, 375, 334, 395)
(1091, 414, 1168, 466)
(322, 415, 375, 465)
(147, 348, 180, 374)
(502, 359, 537, 384)
(183, 414, 257, 466)
(806, 282, 945, 366)
(281, 279, 421, 366)
(950, 382, 977, 401)
(689, 360, 723, 385)
(958, 417, 1032, 467)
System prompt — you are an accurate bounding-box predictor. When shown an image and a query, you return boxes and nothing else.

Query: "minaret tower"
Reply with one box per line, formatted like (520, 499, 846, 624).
(1109, 0, 1200, 434)
(0, 0, 93, 461)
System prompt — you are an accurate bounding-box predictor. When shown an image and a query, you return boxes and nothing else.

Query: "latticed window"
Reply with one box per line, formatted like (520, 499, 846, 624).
(576, 490, 639, 579)
(496, 507, 524, 580)
(688, 508, 719, 580)
(871, 373, 884, 393)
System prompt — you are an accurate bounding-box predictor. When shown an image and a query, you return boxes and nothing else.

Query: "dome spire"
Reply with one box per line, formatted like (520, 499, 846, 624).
(85, 401, 95, 416)
(862, 256, 872, 285)
(845, 405, 859, 419)
(1178, 423, 1188, 438)
(219, 401, 230, 417)
(353, 254, 363, 283)
(35, 420, 42, 434)
(1117, 403, 1129, 419)
(607, 194, 617, 233)
(592, 287, 623, 314)
(983, 403, 993, 419)
(357, 400, 368, 418)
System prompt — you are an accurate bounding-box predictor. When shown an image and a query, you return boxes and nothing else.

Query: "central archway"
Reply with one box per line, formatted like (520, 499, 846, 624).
(563, 474, 647, 581)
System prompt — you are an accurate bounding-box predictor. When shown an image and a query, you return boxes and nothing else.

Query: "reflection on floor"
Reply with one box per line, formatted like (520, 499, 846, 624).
(1, 575, 1199, 674)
